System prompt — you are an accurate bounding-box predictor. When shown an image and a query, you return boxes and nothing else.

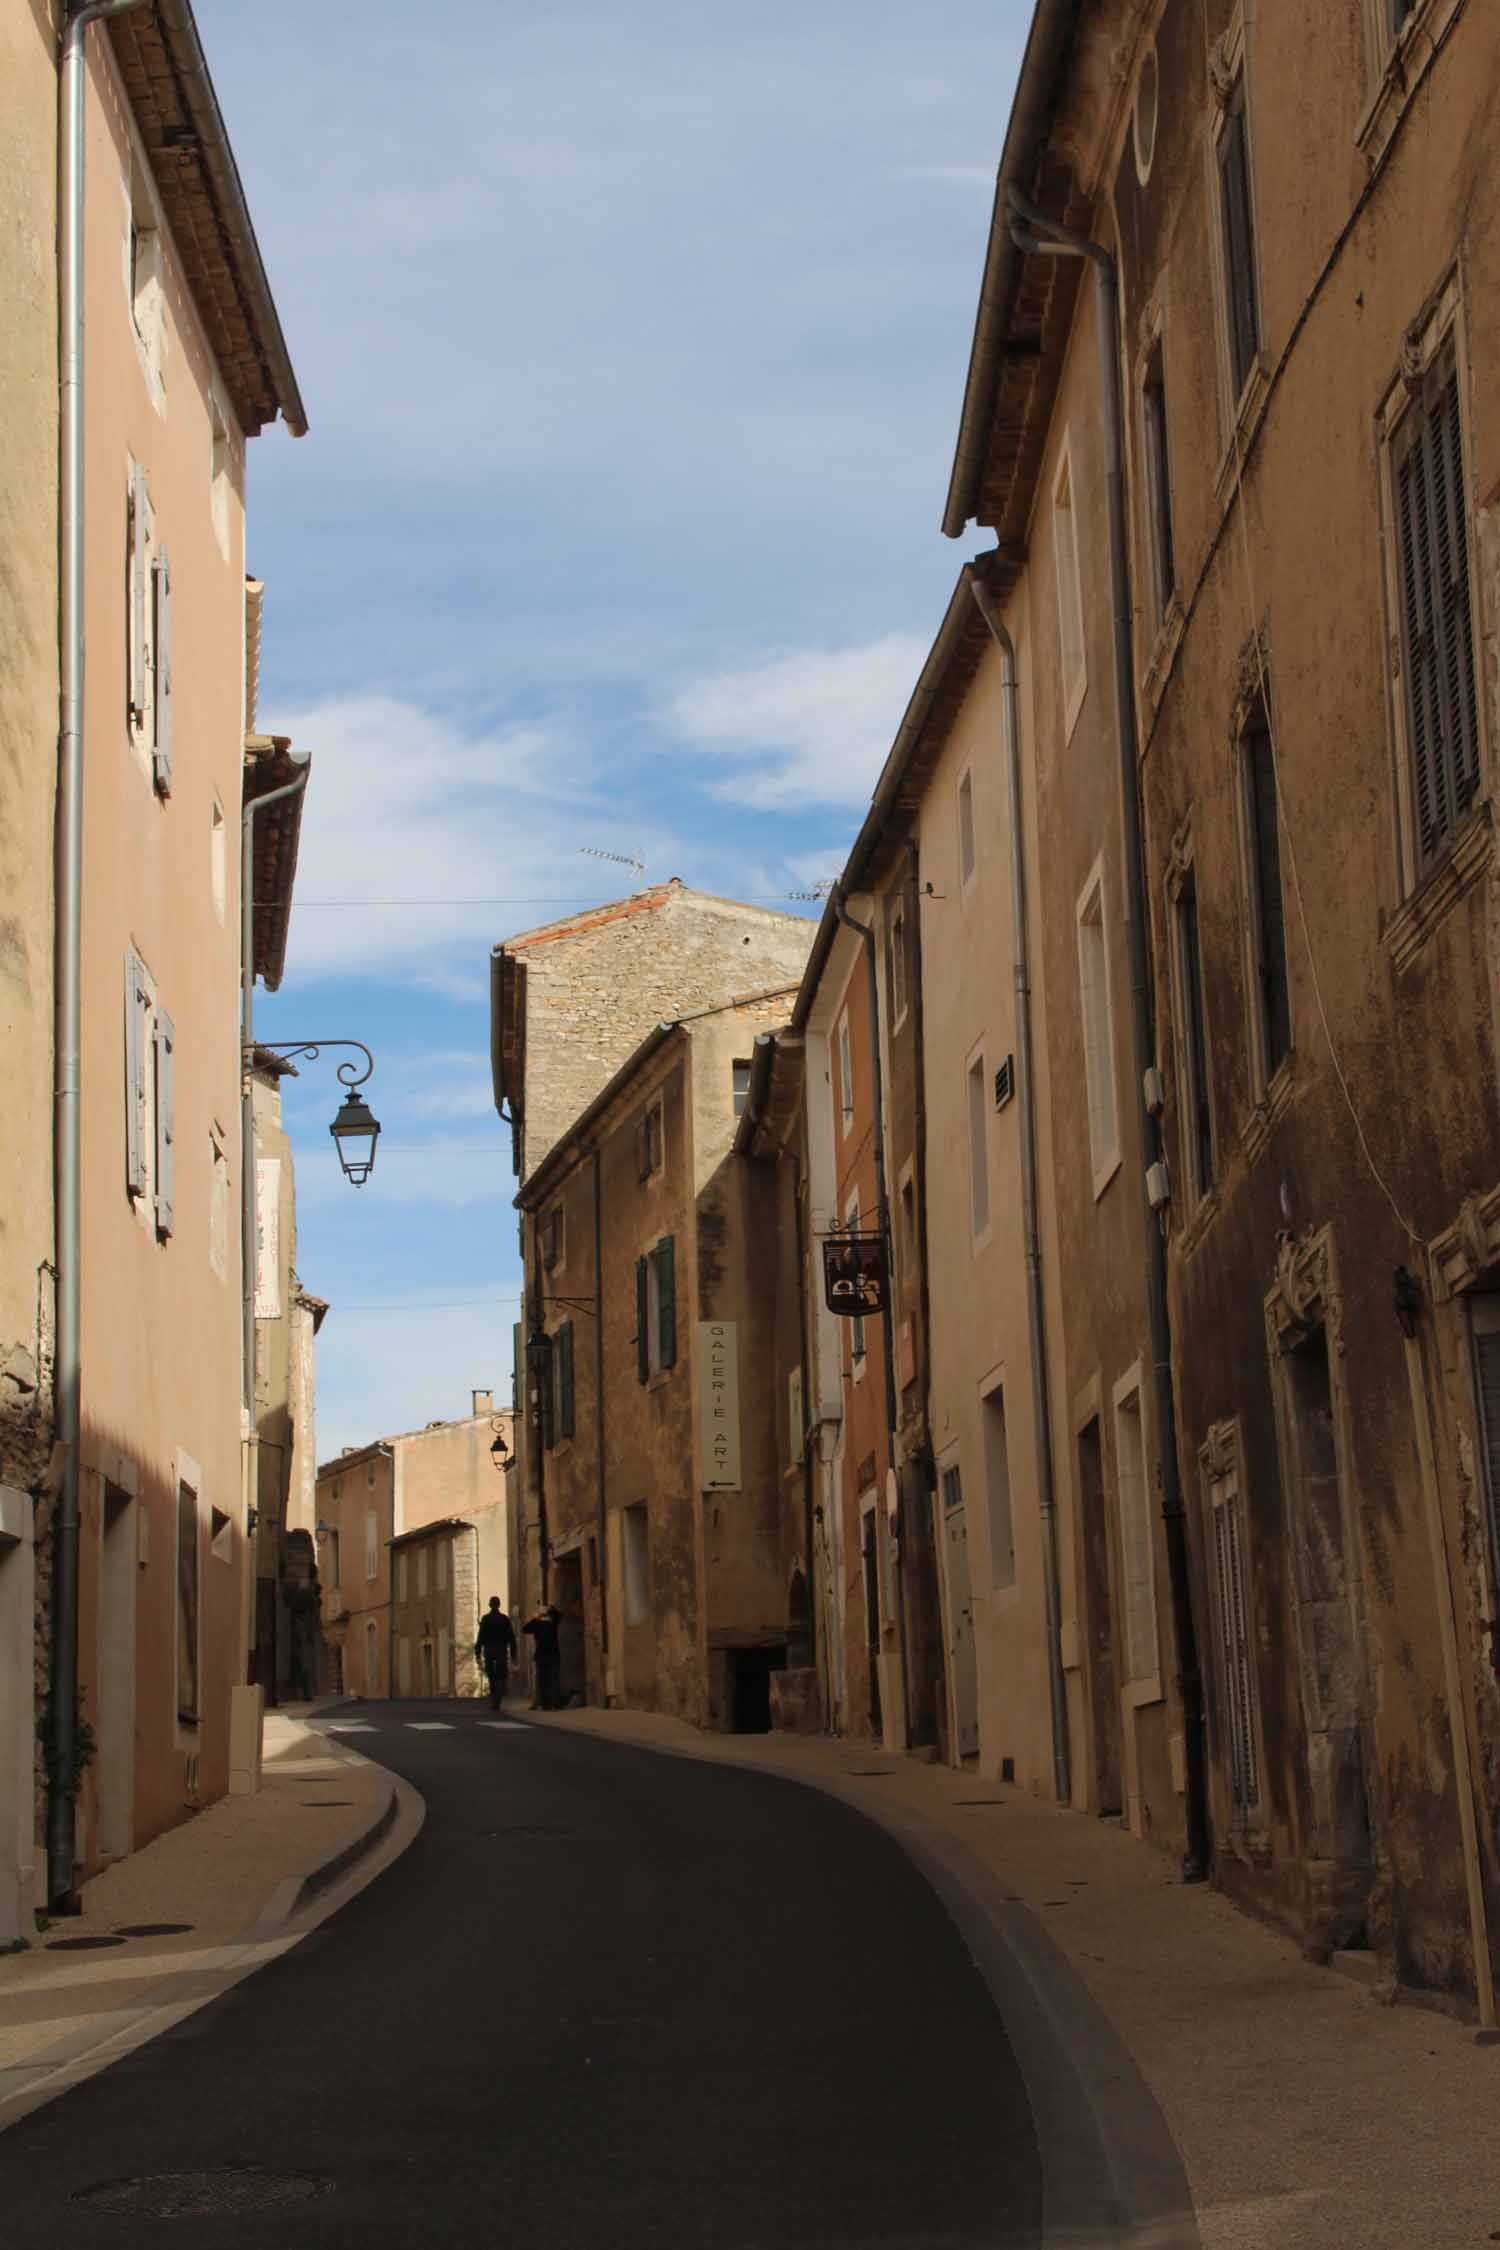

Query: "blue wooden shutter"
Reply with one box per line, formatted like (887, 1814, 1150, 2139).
(154, 1006, 175, 1236)
(124, 949, 149, 1198)
(152, 545, 173, 795)
(129, 465, 148, 723)
(656, 1235, 676, 1370)
(636, 1255, 649, 1384)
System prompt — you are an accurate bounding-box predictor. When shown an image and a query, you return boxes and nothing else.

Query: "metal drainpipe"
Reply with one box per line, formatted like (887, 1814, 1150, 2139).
(1007, 184, 1210, 1876)
(49, 0, 148, 1908)
(904, 838, 938, 1743)
(965, 573, 1072, 1808)
(240, 766, 309, 1693)
(790, 1149, 819, 1702)
(831, 888, 910, 1743)
(592, 1149, 607, 1677)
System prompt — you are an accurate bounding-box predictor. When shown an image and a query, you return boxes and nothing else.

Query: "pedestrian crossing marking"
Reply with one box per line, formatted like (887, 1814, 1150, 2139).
(481, 1722, 528, 1731)
(406, 1722, 453, 1731)
(323, 1723, 376, 1733)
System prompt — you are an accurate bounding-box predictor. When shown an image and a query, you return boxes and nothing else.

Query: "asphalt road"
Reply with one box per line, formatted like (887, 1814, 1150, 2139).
(0, 1706, 1043, 2248)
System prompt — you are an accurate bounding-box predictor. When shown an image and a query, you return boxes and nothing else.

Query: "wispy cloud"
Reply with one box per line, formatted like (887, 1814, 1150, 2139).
(661, 635, 927, 809)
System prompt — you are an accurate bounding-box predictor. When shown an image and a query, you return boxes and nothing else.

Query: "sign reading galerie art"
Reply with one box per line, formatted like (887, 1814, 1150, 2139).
(698, 1321, 741, 1490)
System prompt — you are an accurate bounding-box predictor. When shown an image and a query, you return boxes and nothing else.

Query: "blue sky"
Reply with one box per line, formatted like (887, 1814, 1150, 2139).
(199, 1, 1022, 1456)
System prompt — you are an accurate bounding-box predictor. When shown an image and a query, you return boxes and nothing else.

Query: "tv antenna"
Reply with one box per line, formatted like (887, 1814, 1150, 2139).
(580, 845, 647, 890)
(787, 878, 835, 901)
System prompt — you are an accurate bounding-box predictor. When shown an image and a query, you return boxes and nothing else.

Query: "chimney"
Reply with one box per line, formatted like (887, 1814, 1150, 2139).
(472, 1389, 493, 1418)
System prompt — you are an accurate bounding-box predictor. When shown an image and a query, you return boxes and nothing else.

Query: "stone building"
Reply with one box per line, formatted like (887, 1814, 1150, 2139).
(390, 1515, 506, 1700)
(937, 0, 1500, 2015)
(515, 997, 806, 1726)
(316, 1441, 396, 1701)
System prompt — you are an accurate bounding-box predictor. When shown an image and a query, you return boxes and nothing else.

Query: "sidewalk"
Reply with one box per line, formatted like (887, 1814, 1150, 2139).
(0, 1705, 412, 2131)
(533, 1704, 1500, 2250)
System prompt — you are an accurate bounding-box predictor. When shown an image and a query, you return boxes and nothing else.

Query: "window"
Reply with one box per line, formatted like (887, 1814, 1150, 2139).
(1240, 690, 1292, 1085)
(396, 1551, 408, 1600)
(966, 1054, 990, 1238)
(637, 1098, 664, 1180)
(124, 947, 174, 1237)
(176, 1479, 199, 1725)
(1114, 1382, 1158, 1688)
(1076, 870, 1119, 1185)
(1142, 342, 1176, 622)
(886, 904, 909, 1024)
(365, 1620, 380, 1697)
(942, 1462, 963, 1514)
(957, 769, 977, 888)
(1203, 1432, 1260, 1823)
(125, 464, 172, 794)
(365, 1509, 378, 1582)
(209, 1130, 229, 1279)
(1468, 1298, 1500, 1603)
(1172, 865, 1215, 1204)
(325, 1529, 340, 1590)
(732, 1059, 752, 1118)
(128, 151, 164, 374)
(981, 1383, 1015, 1590)
(211, 797, 226, 923)
(1052, 444, 1087, 725)
(541, 1204, 564, 1272)
(554, 1319, 576, 1440)
(1390, 338, 1481, 876)
(210, 1506, 233, 1564)
(838, 1015, 854, 1131)
(210, 397, 232, 561)
(1215, 67, 1261, 406)
(417, 1544, 429, 1598)
(636, 1236, 676, 1382)
(622, 1503, 650, 1627)
(845, 1194, 866, 1369)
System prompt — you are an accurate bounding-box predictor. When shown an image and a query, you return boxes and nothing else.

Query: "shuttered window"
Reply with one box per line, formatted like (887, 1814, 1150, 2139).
(1393, 346, 1481, 874)
(129, 464, 149, 725)
(636, 1255, 650, 1383)
(124, 949, 151, 1199)
(1468, 1299, 1500, 1602)
(1174, 871, 1215, 1202)
(1143, 344, 1175, 618)
(152, 546, 173, 794)
(1208, 1457, 1259, 1816)
(153, 1008, 176, 1237)
(655, 1236, 676, 1370)
(1242, 697, 1291, 1082)
(1217, 76, 1261, 401)
(557, 1319, 575, 1440)
(1076, 874, 1119, 1178)
(637, 1241, 676, 1380)
(1115, 1387, 1158, 1685)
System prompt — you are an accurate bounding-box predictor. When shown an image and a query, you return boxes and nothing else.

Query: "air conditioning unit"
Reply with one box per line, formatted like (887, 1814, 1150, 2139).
(1142, 1064, 1166, 1117)
(1146, 1160, 1171, 1210)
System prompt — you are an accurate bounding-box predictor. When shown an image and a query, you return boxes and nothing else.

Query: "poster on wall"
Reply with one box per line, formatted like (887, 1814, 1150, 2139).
(698, 1321, 741, 1490)
(255, 1157, 281, 1317)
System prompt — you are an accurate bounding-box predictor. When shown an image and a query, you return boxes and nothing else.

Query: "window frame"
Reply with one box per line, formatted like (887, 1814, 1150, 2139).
(541, 1202, 565, 1273)
(1234, 679, 1294, 1099)
(886, 900, 909, 1030)
(1051, 437, 1088, 736)
(965, 1047, 992, 1245)
(731, 1058, 752, 1118)
(1377, 278, 1486, 896)
(957, 766, 978, 892)
(1208, 24, 1265, 439)
(1140, 333, 1177, 632)
(1075, 859, 1122, 1196)
(1199, 1422, 1264, 1835)
(1113, 1368, 1162, 1702)
(637, 1097, 665, 1181)
(980, 1374, 1016, 1593)
(837, 1013, 854, 1135)
(1167, 839, 1216, 1212)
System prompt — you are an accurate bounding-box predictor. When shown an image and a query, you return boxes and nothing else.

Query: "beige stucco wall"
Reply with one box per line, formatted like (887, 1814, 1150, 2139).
(393, 1408, 511, 1536)
(71, 29, 251, 1868)
(316, 1447, 394, 1698)
(0, 0, 60, 1951)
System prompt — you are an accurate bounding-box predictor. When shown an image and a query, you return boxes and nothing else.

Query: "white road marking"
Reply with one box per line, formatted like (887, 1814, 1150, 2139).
(406, 1722, 453, 1731)
(322, 1723, 376, 1733)
(481, 1722, 528, 1731)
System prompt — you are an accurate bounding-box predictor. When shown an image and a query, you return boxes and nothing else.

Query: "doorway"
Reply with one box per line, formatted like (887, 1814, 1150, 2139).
(98, 1483, 137, 1859)
(553, 1551, 586, 1704)
(1078, 1418, 1123, 1815)
(729, 1645, 785, 1734)
(941, 1464, 979, 1758)
(860, 1497, 882, 1736)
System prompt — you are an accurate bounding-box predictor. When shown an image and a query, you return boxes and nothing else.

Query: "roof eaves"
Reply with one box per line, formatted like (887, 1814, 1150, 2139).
(244, 737, 309, 992)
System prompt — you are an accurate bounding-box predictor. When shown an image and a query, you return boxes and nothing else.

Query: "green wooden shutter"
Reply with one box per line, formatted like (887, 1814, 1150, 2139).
(154, 1006, 175, 1237)
(559, 1320, 575, 1440)
(124, 949, 149, 1198)
(656, 1235, 676, 1370)
(152, 546, 173, 795)
(636, 1256, 649, 1384)
(540, 1336, 555, 1451)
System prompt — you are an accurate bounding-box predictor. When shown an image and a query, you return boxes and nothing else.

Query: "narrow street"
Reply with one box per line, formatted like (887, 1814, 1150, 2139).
(0, 1711, 1042, 2248)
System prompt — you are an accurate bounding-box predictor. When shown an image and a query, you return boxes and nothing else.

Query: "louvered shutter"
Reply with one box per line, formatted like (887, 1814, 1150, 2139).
(636, 1255, 649, 1384)
(636, 1116, 650, 1182)
(154, 1007, 175, 1237)
(1469, 1310, 1500, 1595)
(152, 546, 173, 795)
(1218, 91, 1259, 397)
(129, 465, 148, 723)
(1211, 1482, 1259, 1813)
(124, 949, 149, 1198)
(540, 1337, 555, 1451)
(1397, 351, 1480, 870)
(559, 1320, 575, 1440)
(656, 1235, 676, 1370)
(1246, 718, 1291, 1072)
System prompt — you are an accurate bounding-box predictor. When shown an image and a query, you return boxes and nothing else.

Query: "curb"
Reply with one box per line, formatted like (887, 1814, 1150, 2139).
(250, 1768, 399, 1937)
(535, 1717, 1200, 2250)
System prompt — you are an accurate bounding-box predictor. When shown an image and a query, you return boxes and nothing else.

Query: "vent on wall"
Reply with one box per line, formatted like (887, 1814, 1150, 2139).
(994, 1056, 1015, 1110)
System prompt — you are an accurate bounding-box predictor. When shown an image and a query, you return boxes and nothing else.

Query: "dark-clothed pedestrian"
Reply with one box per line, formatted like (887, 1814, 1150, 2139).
(474, 1596, 517, 1711)
(523, 1605, 563, 1710)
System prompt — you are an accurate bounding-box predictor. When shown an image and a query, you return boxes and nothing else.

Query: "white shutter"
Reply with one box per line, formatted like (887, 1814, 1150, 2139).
(129, 465, 148, 723)
(124, 949, 149, 1198)
(152, 546, 173, 795)
(153, 1007, 175, 1236)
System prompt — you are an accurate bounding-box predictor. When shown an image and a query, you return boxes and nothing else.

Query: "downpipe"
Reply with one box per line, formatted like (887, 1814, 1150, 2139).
(964, 574, 1072, 1809)
(1007, 184, 1210, 1876)
(49, 0, 148, 1909)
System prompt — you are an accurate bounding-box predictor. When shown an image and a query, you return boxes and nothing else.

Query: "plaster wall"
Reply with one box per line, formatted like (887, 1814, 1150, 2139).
(315, 1448, 394, 1698)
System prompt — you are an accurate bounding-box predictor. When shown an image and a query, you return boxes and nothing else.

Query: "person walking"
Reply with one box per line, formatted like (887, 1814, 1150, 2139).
(474, 1596, 517, 1711)
(523, 1604, 563, 1711)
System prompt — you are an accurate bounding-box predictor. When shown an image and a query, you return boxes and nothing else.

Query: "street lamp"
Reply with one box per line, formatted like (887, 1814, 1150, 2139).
(489, 1418, 510, 1473)
(257, 1041, 381, 1187)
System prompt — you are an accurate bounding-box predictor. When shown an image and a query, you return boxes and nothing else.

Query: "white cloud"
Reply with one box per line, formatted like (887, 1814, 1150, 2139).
(661, 635, 927, 809)
(313, 1292, 522, 1463)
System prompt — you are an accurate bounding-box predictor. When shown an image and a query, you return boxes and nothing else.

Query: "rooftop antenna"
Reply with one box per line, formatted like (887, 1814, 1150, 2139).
(580, 845, 646, 891)
(787, 878, 835, 901)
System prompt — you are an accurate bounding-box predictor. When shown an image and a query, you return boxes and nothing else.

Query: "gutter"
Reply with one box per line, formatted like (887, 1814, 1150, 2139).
(148, 0, 307, 435)
(48, 0, 149, 1910)
(940, 0, 1083, 538)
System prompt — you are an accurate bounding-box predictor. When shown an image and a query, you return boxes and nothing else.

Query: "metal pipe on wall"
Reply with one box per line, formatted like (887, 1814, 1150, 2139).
(1006, 184, 1209, 1876)
(49, 0, 148, 1908)
(592, 1149, 607, 1662)
(965, 573, 1072, 1808)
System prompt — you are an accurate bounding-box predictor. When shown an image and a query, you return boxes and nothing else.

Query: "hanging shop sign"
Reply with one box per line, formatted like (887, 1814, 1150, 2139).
(821, 1230, 889, 1318)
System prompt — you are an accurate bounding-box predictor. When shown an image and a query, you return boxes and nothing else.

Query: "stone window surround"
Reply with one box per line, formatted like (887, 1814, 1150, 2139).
(1357, 0, 1467, 169)
(1197, 1416, 1267, 1856)
(1163, 818, 1220, 1239)
(1226, 622, 1297, 1126)
(1205, 11, 1271, 507)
